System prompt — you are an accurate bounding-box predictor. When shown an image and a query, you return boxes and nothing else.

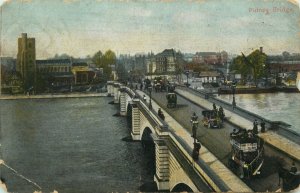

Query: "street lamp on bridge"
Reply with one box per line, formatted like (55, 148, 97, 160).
(232, 80, 237, 109)
(148, 86, 153, 110)
(185, 70, 190, 87)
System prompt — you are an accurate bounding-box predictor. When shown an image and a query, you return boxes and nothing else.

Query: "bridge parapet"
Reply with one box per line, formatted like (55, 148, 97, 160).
(130, 97, 168, 140)
(166, 131, 229, 192)
(114, 83, 234, 192)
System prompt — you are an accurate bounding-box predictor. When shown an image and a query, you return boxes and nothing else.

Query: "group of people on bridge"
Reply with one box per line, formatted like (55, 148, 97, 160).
(252, 119, 266, 134)
(212, 103, 225, 122)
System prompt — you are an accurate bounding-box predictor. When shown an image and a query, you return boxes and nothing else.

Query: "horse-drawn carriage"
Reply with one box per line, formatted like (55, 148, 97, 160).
(278, 162, 300, 192)
(228, 128, 264, 178)
(166, 93, 177, 108)
(202, 110, 222, 128)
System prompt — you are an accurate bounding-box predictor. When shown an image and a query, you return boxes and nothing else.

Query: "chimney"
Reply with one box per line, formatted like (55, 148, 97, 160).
(260, 47, 263, 53)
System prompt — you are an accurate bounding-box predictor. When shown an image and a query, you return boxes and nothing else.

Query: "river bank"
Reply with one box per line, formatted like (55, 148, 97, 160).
(0, 92, 108, 100)
(219, 86, 299, 94)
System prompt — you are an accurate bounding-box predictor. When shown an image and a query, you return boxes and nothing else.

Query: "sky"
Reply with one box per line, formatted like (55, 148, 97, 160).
(0, 0, 300, 59)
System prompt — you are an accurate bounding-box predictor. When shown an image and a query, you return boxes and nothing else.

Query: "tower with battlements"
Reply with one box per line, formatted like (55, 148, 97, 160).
(16, 33, 36, 93)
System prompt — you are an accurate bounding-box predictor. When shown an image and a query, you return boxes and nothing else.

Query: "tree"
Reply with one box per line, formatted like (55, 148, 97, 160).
(116, 63, 128, 82)
(231, 49, 267, 87)
(103, 50, 116, 66)
(246, 50, 267, 86)
(92, 51, 103, 67)
(92, 50, 116, 81)
(175, 51, 186, 83)
(103, 50, 116, 80)
(50, 53, 73, 60)
(282, 51, 290, 60)
(230, 55, 251, 84)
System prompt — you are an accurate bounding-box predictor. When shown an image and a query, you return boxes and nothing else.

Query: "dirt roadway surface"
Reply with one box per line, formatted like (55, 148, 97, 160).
(149, 90, 300, 192)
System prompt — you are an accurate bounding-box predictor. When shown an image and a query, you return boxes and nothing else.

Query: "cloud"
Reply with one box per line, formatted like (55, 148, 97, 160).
(177, 12, 201, 22)
(127, 7, 152, 17)
(0, 0, 11, 6)
(63, 0, 79, 3)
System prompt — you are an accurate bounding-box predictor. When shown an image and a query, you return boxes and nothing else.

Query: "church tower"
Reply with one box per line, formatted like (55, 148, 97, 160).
(16, 33, 36, 92)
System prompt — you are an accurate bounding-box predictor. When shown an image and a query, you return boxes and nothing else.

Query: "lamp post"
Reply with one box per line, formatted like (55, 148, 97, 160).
(232, 80, 236, 109)
(185, 70, 189, 87)
(148, 86, 153, 110)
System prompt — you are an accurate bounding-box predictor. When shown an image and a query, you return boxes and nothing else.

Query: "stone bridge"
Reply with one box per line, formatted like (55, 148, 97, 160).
(107, 81, 230, 192)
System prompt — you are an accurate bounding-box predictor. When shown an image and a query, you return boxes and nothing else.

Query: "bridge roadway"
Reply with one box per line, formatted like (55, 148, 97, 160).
(135, 90, 252, 192)
(140, 88, 300, 192)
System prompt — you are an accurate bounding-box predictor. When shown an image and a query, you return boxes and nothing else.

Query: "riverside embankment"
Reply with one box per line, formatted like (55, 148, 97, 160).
(0, 92, 107, 100)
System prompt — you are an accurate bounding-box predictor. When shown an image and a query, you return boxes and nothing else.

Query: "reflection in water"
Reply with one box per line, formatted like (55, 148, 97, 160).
(0, 98, 154, 193)
(218, 93, 300, 133)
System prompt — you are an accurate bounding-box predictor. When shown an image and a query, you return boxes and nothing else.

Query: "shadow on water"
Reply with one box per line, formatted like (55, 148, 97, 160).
(121, 136, 139, 142)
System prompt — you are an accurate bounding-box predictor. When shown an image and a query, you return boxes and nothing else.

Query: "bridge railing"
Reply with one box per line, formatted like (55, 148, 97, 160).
(167, 129, 230, 192)
(123, 86, 168, 131)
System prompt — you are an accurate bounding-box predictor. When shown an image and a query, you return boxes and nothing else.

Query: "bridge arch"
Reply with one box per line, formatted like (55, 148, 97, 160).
(141, 127, 154, 150)
(141, 127, 156, 176)
(140, 124, 156, 141)
(171, 183, 194, 192)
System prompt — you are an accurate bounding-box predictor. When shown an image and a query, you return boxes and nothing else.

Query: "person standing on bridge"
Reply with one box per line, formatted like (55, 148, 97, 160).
(253, 119, 258, 134)
(158, 108, 165, 121)
(140, 83, 143, 90)
(218, 106, 225, 122)
(191, 112, 199, 141)
(213, 103, 217, 111)
(192, 139, 201, 162)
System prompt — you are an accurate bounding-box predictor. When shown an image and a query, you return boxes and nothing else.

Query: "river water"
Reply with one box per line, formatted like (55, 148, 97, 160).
(217, 93, 300, 134)
(0, 97, 154, 193)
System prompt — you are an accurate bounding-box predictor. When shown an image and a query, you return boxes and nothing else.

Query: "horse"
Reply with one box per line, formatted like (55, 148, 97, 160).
(277, 160, 300, 191)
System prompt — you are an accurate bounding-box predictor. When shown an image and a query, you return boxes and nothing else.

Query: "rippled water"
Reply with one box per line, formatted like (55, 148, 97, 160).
(0, 97, 154, 193)
(218, 93, 300, 134)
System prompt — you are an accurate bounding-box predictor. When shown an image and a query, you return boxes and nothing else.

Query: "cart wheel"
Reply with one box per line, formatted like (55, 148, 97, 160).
(237, 166, 244, 179)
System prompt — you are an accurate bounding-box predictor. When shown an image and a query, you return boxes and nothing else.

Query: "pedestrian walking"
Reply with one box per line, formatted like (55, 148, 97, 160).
(140, 83, 143, 90)
(253, 119, 258, 134)
(191, 112, 199, 140)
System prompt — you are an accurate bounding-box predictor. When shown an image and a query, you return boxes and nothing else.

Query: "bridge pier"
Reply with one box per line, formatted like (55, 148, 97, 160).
(119, 86, 127, 116)
(113, 83, 121, 104)
(131, 101, 141, 140)
(107, 81, 115, 96)
(154, 139, 170, 191)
